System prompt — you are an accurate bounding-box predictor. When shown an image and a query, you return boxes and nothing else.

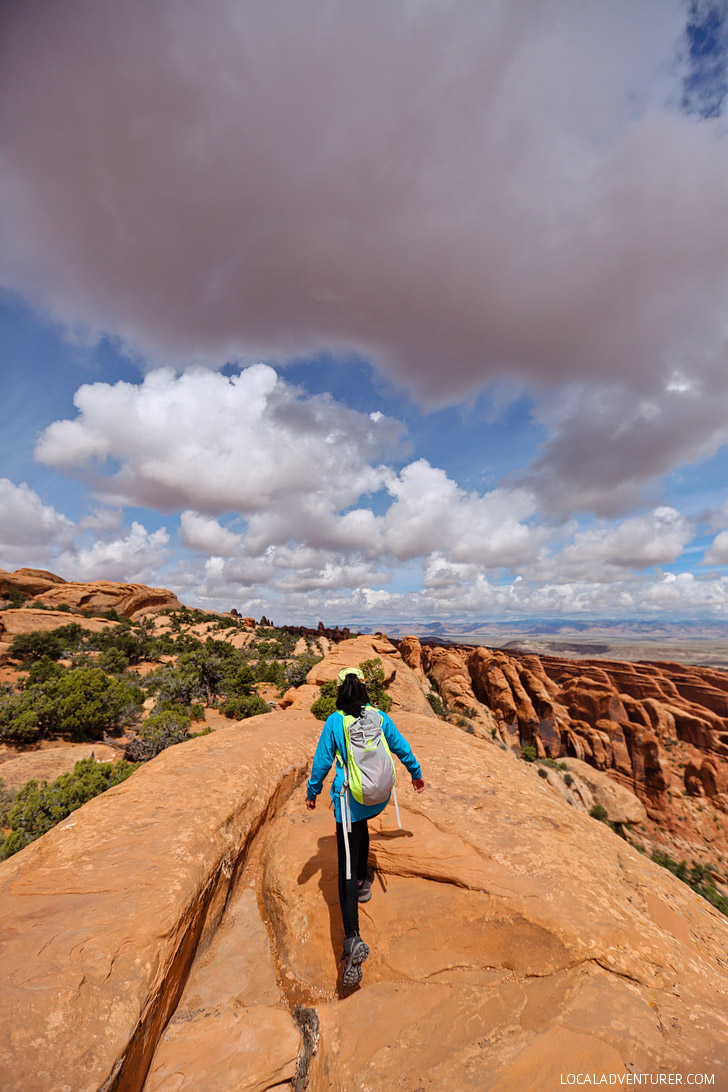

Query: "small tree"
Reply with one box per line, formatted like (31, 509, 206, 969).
(10, 631, 64, 663)
(126, 710, 191, 762)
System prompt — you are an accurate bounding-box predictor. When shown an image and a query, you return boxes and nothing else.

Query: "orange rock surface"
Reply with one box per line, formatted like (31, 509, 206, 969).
(404, 640, 728, 871)
(0, 568, 182, 618)
(0, 636, 727, 1090)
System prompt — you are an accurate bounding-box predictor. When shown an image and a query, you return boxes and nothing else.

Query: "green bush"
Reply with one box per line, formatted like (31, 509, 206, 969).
(520, 745, 538, 763)
(98, 647, 130, 674)
(0, 758, 138, 859)
(590, 804, 609, 822)
(126, 709, 191, 761)
(427, 691, 445, 717)
(22, 655, 66, 687)
(359, 659, 392, 713)
(311, 680, 338, 721)
(651, 852, 728, 916)
(9, 630, 64, 663)
(219, 694, 270, 720)
(285, 653, 323, 688)
(0, 777, 16, 826)
(49, 668, 143, 740)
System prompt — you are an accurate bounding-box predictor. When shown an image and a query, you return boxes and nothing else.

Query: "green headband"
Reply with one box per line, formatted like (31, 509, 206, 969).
(337, 667, 365, 683)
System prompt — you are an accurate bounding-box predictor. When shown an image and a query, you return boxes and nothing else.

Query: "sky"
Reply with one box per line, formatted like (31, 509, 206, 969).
(2, 0, 728, 626)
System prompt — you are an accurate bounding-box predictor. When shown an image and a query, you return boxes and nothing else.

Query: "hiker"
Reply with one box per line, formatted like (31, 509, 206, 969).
(305, 666, 425, 987)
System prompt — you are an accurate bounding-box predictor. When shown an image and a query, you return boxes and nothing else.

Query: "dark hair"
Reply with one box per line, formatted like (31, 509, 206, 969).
(336, 674, 369, 718)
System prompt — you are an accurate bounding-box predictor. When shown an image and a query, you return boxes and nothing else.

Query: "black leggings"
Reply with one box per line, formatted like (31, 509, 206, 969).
(335, 818, 369, 937)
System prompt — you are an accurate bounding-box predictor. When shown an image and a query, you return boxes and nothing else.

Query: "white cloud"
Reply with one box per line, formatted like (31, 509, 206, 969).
(36, 366, 400, 513)
(553, 506, 693, 580)
(56, 522, 170, 584)
(179, 511, 244, 556)
(0, 478, 75, 566)
(704, 531, 728, 566)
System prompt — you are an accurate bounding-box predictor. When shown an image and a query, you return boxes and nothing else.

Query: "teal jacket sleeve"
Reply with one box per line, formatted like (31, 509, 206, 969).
(306, 714, 339, 800)
(382, 713, 422, 780)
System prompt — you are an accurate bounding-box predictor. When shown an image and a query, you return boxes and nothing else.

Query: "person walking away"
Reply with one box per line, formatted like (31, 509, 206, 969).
(305, 667, 426, 986)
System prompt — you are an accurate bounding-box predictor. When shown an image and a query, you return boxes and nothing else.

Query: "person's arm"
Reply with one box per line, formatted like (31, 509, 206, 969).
(305, 715, 338, 808)
(382, 713, 425, 790)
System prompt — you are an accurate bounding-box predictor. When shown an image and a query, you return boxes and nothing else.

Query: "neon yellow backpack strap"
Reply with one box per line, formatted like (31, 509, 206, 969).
(340, 711, 364, 804)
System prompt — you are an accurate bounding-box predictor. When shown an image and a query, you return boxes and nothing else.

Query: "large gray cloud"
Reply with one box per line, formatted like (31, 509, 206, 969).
(3, 0, 728, 514)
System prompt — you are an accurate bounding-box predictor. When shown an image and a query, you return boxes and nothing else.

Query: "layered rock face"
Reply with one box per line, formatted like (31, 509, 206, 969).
(0, 568, 182, 618)
(1, 635, 727, 1090)
(400, 638, 728, 868)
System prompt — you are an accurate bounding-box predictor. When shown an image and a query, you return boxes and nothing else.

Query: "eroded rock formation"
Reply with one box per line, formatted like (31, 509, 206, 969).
(1, 635, 728, 1090)
(399, 637, 728, 869)
(0, 568, 182, 618)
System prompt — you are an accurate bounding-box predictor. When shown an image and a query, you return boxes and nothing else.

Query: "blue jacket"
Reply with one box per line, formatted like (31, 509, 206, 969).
(306, 707, 422, 823)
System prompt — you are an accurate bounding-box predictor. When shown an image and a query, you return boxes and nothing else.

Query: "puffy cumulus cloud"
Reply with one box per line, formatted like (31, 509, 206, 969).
(379, 462, 545, 565)
(704, 530, 728, 566)
(4, 0, 728, 514)
(35, 366, 401, 512)
(56, 523, 170, 584)
(179, 511, 244, 557)
(546, 507, 693, 581)
(0, 478, 75, 566)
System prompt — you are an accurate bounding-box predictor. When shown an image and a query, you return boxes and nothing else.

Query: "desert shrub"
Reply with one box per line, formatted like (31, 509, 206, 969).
(6, 587, 26, 609)
(0, 758, 138, 859)
(538, 758, 569, 770)
(125, 709, 191, 762)
(219, 694, 270, 720)
(520, 745, 538, 763)
(0, 778, 16, 825)
(255, 658, 286, 686)
(53, 668, 143, 740)
(91, 625, 155, 665)
(311, 680, 338, 721)
(563, 773, 574, 787)
(651, 852, 728, 917)
(52, 622, 87, 651)
(359, 659, 392, 713)
(9, 630, 64, 663)
(538, 767, 549, 779)
(427, 692, 445, 717)
(22, 655, 66, 687)
(98, 647, 130, 674)
(590, 804, 608, 822)
(285, 652, 322, 689)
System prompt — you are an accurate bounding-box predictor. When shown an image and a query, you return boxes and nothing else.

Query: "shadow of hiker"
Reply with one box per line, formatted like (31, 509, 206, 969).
(297, 824, 416, 995)
(297, 832, 348, 996)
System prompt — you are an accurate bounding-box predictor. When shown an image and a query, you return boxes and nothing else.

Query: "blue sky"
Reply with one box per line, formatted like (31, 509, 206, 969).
(2, 0, 728, 625)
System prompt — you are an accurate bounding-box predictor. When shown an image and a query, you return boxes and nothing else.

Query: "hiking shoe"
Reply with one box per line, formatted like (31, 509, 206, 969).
(341, 935, 369, 987)
(358, 865, 374, 903)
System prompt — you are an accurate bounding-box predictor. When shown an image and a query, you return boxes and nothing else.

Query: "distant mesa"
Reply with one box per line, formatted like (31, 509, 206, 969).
(0, 567, 182, 619)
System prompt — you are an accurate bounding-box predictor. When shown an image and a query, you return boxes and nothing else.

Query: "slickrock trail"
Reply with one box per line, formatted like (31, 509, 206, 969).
(1, 636, 728, 1091)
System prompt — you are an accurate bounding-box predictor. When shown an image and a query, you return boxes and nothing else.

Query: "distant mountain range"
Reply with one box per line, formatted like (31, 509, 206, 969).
(370, 618, 728, 640)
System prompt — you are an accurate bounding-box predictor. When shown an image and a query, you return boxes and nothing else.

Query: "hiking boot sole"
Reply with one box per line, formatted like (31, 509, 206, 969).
(341, 938, 370, 986)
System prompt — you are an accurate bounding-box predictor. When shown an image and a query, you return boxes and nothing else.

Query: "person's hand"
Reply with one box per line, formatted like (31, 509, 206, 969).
(305, 795, 316, 810)
(412, 777, 425, 793)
